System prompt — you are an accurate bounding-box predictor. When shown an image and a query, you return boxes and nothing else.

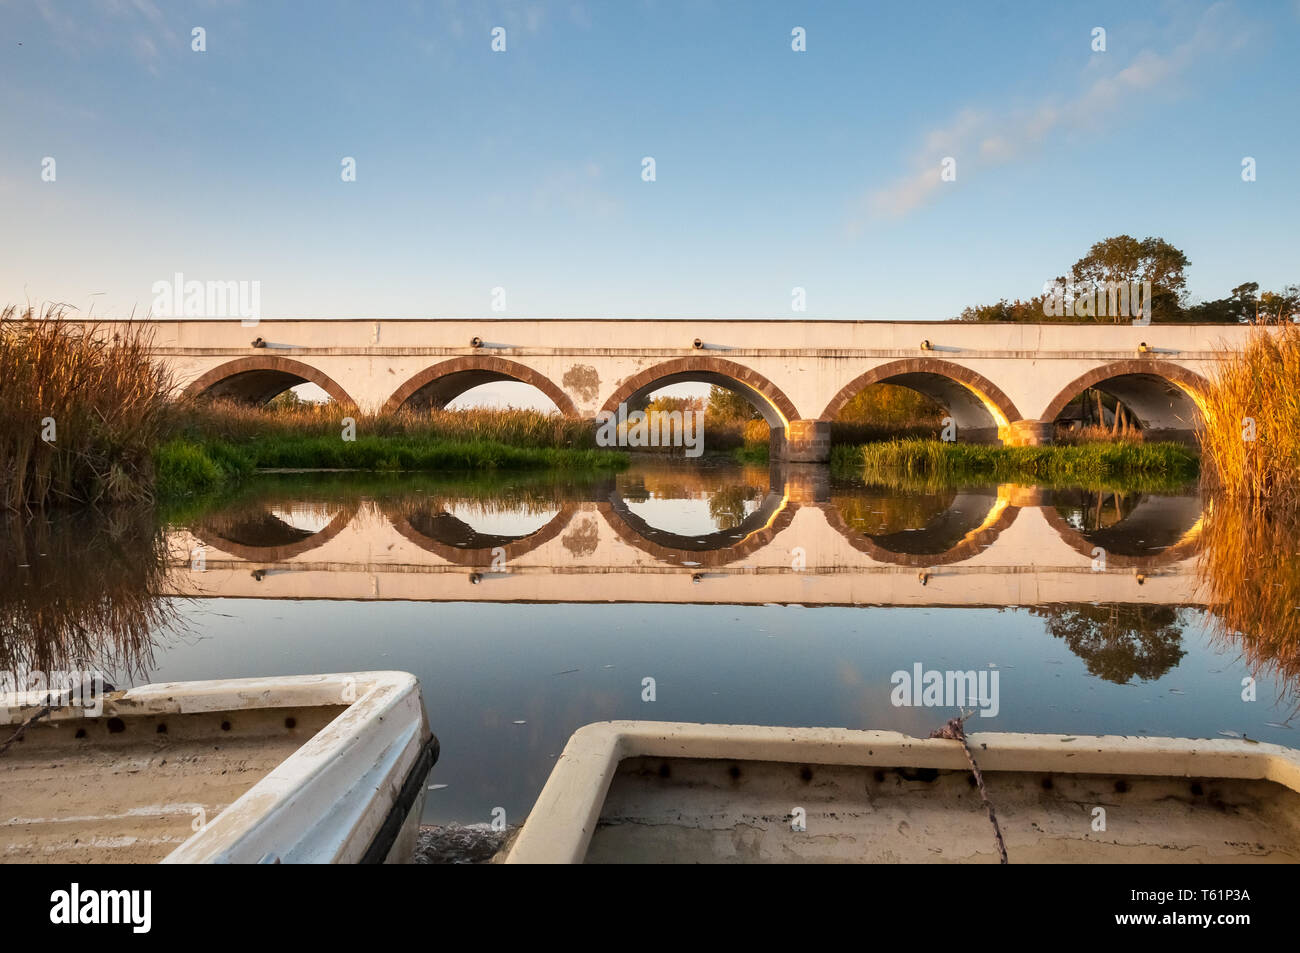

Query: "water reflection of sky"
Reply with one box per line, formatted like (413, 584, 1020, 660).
(622, 497, 759, 537)
(441, 503, 561, 538)
(267, 505, 336, 534)
(143, 599, 1295, 825)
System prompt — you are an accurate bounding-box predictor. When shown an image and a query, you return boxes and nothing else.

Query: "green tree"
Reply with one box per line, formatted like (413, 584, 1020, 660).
(266, 388, 309, 411)
(958, 296, 1050, 323)
(706, 385, 762, 422)
(1069, 235, 1190, 322)
(836, 383, 944, 426)
(1258, 284, 1300, 323)
(1186, 281, 1258, 323)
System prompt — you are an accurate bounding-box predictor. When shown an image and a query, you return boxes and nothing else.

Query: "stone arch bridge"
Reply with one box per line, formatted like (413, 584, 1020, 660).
(88, 319, 1250, 462)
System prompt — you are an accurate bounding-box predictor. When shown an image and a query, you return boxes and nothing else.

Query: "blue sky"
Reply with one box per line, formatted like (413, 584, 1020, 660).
(3, 0, 1299, 321)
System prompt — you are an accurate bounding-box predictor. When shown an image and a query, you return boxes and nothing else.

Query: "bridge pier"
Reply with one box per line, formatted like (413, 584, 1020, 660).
(771, 461, 831, 504)
(776, 420, 831, 463)
(1001, 419, 1055, 447)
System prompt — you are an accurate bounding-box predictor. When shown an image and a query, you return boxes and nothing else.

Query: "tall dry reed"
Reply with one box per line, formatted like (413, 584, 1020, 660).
(1199, 322, 1300, 502)
(0, 305, 173, 510)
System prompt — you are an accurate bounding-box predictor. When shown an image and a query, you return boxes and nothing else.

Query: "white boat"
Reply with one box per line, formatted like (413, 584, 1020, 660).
(0, 671, 436, 863)
(506, 720, 1300, 863)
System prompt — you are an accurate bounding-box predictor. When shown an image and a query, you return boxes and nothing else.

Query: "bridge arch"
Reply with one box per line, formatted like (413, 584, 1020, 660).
(183, 356, 356, 407)
(388, 502, 579, 566)
(596, 491, 797, 568)
(823, 488, 1020, 567)
(1040, 360, 1209, 437)
(194, 503, 359, 563)
(1040, 492, 1204, 570)
(820, 358, 1021, 441)
(383, 356, 578, 416)
(600, 357, 800, 428)
(379, 356, 574, 416)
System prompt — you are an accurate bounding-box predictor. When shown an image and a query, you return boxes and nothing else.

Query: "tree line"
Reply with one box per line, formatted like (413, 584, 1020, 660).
(958, 235, 1299, 324)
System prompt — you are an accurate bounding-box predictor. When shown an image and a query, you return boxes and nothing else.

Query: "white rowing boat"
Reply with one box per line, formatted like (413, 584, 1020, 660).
(506, 720, 1300, 863)
(0, 671, 436, 863)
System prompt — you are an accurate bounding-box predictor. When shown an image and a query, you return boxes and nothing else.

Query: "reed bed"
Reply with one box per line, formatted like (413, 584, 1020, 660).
(1199, 323, 1300, 502)
(243, 434, 627, 472)
(830, 438, 1199, 488)
(168, 400, 599, 449)
(152, 399, 632, 496)
(0, 305, 173, 510)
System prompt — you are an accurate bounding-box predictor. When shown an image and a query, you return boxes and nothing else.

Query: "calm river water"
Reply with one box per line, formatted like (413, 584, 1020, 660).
(4, 458, 1297, 828)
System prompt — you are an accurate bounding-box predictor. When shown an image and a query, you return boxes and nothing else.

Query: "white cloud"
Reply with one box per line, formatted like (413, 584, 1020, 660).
(850, 4, 1249, 229)
(35, 0, 179, 72)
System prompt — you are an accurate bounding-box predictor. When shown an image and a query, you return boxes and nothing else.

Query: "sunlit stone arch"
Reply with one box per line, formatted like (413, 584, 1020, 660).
(819, 358, 1021, 443)
(383, 356, 579, 416)
(1039, 360, 1210, 439)
(183, 355, 357, 408)
(599, 357, 801, 429)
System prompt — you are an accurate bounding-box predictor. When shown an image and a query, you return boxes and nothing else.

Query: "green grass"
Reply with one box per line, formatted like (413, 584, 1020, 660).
(246, 434, 628, 471)
(154, 438, 255, 499)
(154, 433, 628, 500)
(831, 438, 1199, 492)
(730, 444, 771, 464)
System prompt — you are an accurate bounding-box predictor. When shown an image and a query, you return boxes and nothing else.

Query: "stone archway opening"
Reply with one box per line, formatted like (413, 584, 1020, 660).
(383, 357, 578, 417)
(1042, 362, 1208, 444)
(183, 356, 356, 408)
(821, 359, 1021, 444)
(599, 358, 816, 460)
(823, 382, 947, 441)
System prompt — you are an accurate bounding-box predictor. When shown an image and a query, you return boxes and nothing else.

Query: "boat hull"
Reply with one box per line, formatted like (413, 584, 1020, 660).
(506, 721, 1300, 864)
(0, 672, 436, 864)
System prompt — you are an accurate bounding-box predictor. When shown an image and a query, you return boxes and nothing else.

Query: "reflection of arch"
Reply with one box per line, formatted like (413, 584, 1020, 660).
(597, 491, 796, 567)
(1041, 496, 1204, 569)
(820, 359, 1020, 440)
(824, 491, 1020, 567)
(1040, 361, 1209, 433)
(390, 502, 579, 566)
(195, 505, 357, 562)
(383, 357, 578, 416)
(600, 358, 800, 427)
(183, 356, 357, 408)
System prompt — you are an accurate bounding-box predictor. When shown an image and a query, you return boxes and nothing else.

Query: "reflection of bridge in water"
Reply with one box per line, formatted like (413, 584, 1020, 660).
(168, 467, 1207, 607)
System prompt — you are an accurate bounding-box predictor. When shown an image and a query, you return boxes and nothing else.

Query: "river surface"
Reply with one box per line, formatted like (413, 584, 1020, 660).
(4, 458, 1298, 828)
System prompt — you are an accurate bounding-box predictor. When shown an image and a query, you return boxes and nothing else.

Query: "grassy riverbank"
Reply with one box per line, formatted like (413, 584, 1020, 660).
(831, 438, 1199, 488)
(155, 429, 629, 498)
(155, 401, 630, 497)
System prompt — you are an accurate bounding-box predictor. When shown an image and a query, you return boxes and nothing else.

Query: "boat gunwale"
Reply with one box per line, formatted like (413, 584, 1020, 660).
(504, 720, 1300, 864)
(1, 672, 433, 864)
(0, 672, 403, 725)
